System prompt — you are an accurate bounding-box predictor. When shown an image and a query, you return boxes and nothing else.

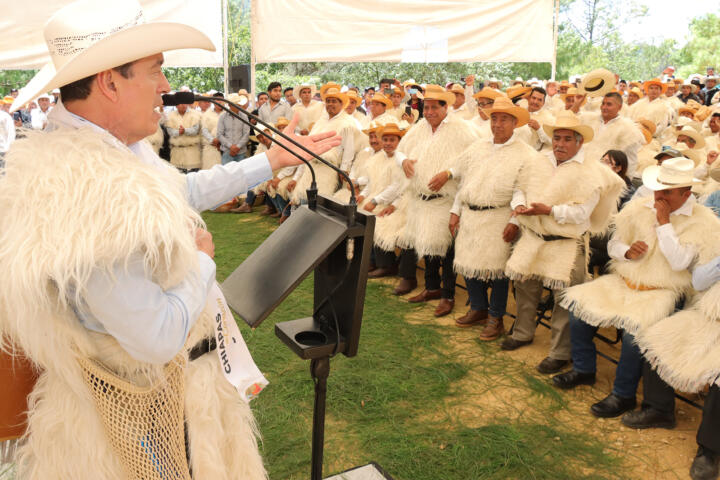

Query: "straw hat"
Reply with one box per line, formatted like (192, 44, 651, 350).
(678, 105, 698, 117)
(11, 0, 214, 112)
(710, 167, 720, 183)
(275, 116, 290, 129)
(473, 87, 505, 101)
(319, 82, 341, 98)
(362, 121, 383, 135)
(636, 118, 657, 136)
(674, 125, 706, 150)
(579, 68, 616, 97)
(642, 157, 701, 191)
(643, 78, 668, 94)
(379, 123, 408, 138)
(1, 96, 14, 105)
(695, 106, 713, 122)
(628, 87, 644, 99)
(638, 126, 653, 144)
(542, 110, 594, 143)
(482, 96, 529, 127)
(293, 83, 316, 99)
(561, 87, 587, 106)
(506, 85, 532, 101)
(345, 90, 363, 105)
(227, 93, 248, 107)
(322, 87, 349, 109)
(487, 78, 502, 88)
(422, 85, 456, 105)
(369, 93, 393, 108)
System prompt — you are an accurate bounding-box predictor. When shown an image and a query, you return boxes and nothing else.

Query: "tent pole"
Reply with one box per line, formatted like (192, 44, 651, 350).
(222, 0, 229, 94)
(551, 0, 559, 81)
(250, 0, 256, 99)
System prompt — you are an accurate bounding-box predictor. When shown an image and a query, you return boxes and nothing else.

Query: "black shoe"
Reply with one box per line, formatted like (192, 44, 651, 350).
(590, 393, 636, 418)
(691, 446, 720, 480)
(500, 337, 532, 351)
(536, 357, 569, 374)
(621, 408, 676, 430)
(552, 370, 596, 389)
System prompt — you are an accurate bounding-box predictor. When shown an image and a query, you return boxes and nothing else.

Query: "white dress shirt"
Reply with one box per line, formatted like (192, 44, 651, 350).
(607, 195, 697, 271)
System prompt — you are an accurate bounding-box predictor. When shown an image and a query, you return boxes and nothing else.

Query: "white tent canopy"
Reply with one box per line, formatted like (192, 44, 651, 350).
(251, 0, 555, 64)
(0, 0, 223, 69)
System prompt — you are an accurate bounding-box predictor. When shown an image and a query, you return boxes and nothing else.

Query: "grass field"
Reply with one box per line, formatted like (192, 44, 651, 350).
(205, 211, 628, 480)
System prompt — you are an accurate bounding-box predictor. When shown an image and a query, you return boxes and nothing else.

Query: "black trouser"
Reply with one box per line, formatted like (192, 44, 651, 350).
(698, 385, 720, 454)
(423, 244, 456, 299)
(398, 249, 417, 280)
(373, 246, 397, 268)
(641, 361, 676, 415)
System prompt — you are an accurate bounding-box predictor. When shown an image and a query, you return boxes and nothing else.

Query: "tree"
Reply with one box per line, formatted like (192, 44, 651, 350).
(676, 13, 720, 78)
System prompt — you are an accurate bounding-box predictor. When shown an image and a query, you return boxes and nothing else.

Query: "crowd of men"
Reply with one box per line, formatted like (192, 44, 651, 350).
(7, 66, 720, 479)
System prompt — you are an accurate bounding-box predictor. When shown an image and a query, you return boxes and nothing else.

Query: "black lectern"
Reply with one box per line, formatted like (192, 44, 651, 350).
(221, 194, 375, 480)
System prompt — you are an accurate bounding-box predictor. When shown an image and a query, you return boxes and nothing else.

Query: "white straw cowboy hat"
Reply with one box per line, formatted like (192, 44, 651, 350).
(578, 68, 616, 97)
(674, 125, 706, 150)
(11, 0, 215, 112)
(482, 96, 530, 127)
(643, 157, 701, 191)
(293, 83, 317, 99)
(542, 110, 594, 143)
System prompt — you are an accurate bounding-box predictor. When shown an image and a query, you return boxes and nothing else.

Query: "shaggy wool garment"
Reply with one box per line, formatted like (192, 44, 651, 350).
(453, 136, 544, 280)
(200, 109, 222, 169)
(397, 115, 478, 257)
(559, 197, 720, 334)
(0, 128, 266, 479)
(166, 108, 202, 169)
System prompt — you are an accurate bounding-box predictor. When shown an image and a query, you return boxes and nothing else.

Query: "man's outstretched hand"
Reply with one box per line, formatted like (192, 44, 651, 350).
(266, 113, 341, 170)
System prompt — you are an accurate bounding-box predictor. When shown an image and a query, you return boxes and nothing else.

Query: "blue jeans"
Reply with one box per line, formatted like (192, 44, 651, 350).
(569, 312, 642, 399)
(465, 277, 509, 318)
(271, 194, 291, 216)
(221, 150, 246, 165)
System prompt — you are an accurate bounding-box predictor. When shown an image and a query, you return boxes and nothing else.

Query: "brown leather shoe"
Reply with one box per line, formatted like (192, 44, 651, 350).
(393, 278, 417, 295)
(368, 266, 399, 278)
(259, 205, 274, 216)
(455, 309, 488, 328)
(407, 289, 442, 303)
(278, 215, 289, 225)
(269, 211, 281, 218)
(434, 298, 455, 317)
(478, 316, 505, 341)
(230, 203, 252, 213)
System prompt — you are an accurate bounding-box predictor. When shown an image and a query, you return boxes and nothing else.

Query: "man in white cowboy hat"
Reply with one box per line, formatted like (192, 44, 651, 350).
(30, 93, 53, 129)
(396, 85, 478, 317)
(557, 157, 720, 424)
(448, 96, 544, 339)
(503, 111, 625, 373)
(581, 91, 645, 175)
(1, 1, 340, 477)
(166, 93, 203, 172)
(289, 84, 362, 204)
(291, 82, 323, 135)
(671, 125, 708, 168)
(467, 87, 505, 139)
(629, 79, 673, 138)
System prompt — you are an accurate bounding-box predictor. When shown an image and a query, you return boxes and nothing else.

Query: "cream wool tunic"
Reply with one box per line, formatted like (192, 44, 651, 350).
(145, 122, 164, 155)
(636, 280, 720, 393)
(166, 108, 202, 169)
(581, 113, 645, 175)
(560, 197, 720, 335)
(397, 114, 478, 257)
(505, 151, 625, 289)
(0, 128, 266, 480)
(291, 111, 360, 203)
(200, 108, 221, 169)
(291, 99, 324, 132)
(357, 150, 408, 251)
(452, 135, 543, 280)
(467, 115, 492, 140)
(629, 97, 673, 138)
(513, 109, 555, 151)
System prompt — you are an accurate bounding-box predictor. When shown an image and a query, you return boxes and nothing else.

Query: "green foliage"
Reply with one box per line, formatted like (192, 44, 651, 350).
(0, 70, 36, 96)
(677, 13, 720, 78)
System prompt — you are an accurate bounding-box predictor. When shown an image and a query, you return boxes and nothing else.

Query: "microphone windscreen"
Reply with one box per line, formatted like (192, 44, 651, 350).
(175, 91, 196, 104)
(161, 93, 179, 106)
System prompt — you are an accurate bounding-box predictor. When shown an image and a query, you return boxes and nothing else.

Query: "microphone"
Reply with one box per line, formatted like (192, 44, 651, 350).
(162, 92, 358, 213)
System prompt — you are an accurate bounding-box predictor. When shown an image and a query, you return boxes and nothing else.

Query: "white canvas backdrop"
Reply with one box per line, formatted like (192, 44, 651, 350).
(251, 0, 554, 64)
(0, 0, 223, 69)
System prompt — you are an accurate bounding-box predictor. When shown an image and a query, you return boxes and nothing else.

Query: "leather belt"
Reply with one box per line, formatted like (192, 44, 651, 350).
(622, 277, 657, 291)
(419, 193, 444, 201)
(527, 228, 575, 242)
(467, 203, 498, 211)
(188, 337, 217, 361)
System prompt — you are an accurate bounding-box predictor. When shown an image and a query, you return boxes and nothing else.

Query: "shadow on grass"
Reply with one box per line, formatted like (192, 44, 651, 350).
(203, 212, 626, 480)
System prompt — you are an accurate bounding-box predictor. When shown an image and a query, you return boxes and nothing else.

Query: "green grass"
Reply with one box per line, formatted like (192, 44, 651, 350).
(203, 212, 627, 480)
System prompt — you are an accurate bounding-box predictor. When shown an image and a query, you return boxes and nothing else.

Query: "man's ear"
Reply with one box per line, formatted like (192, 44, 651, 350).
(95, 69, 119, 102)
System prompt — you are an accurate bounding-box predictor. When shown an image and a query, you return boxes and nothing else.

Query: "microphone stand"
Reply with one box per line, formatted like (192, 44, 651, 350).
(199, 95, 357, 214)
